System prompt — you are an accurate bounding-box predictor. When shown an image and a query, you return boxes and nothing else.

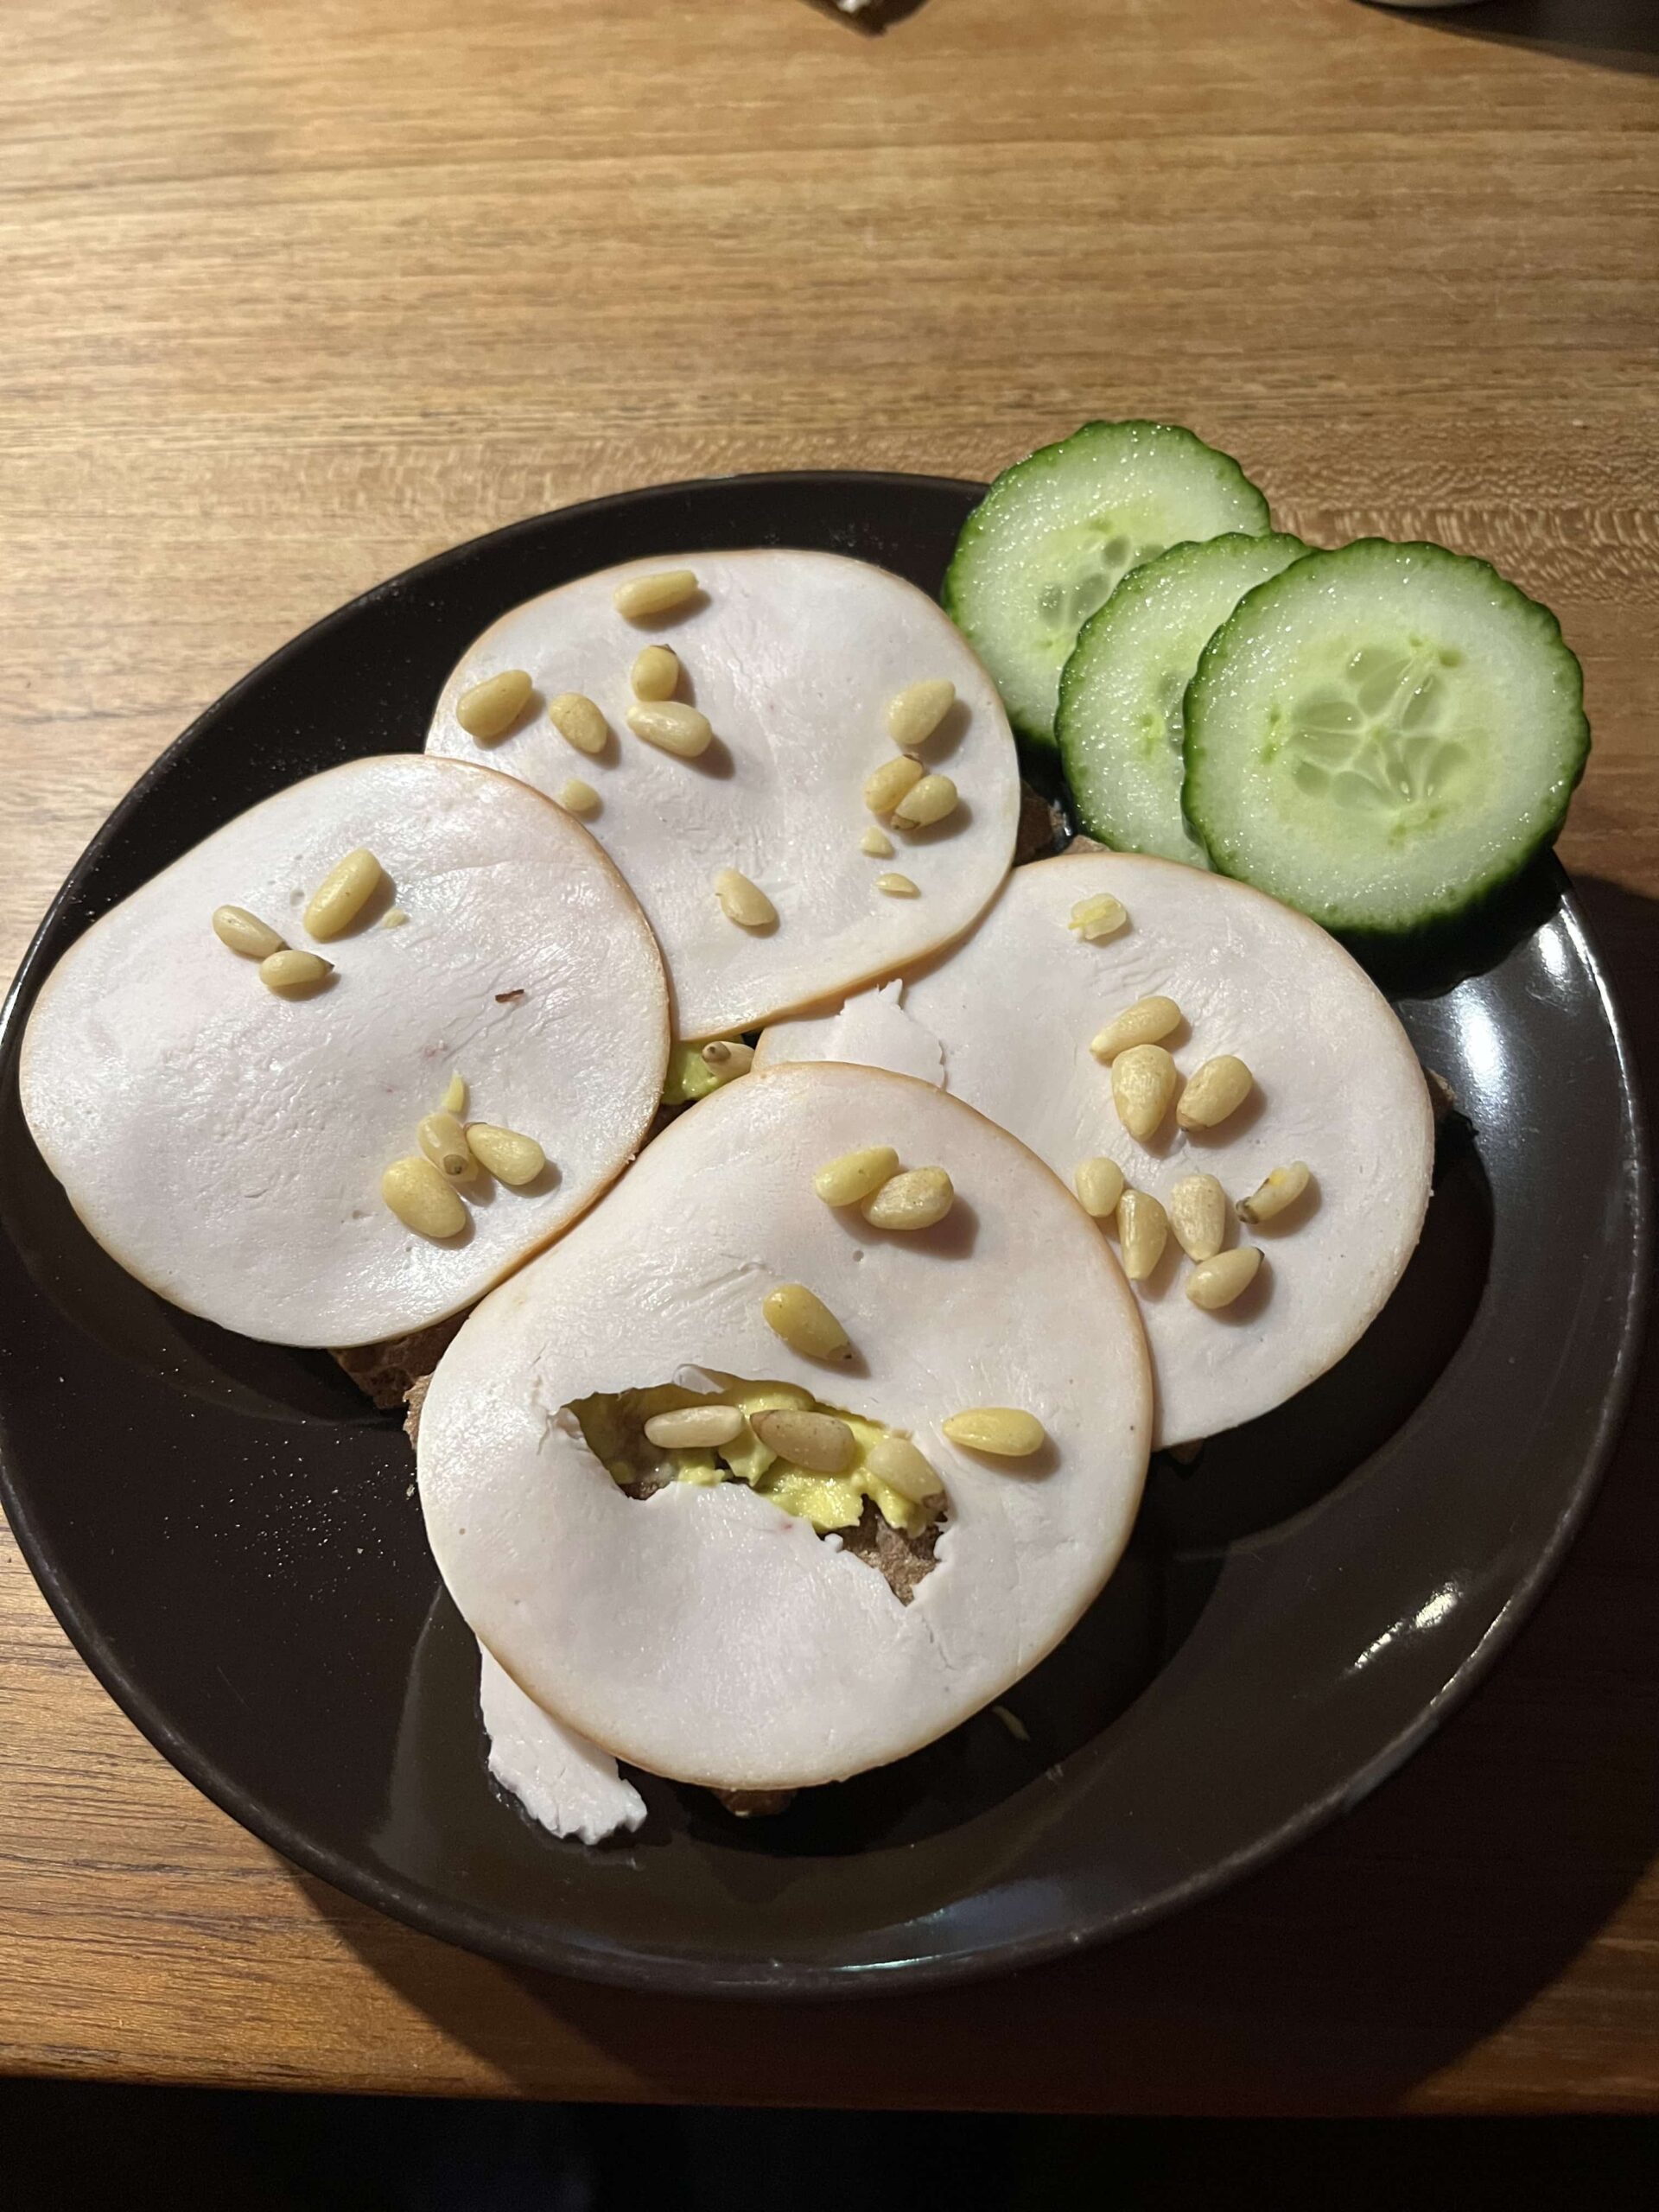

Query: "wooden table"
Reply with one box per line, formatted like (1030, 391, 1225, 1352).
(2, 0, 1656, 2113)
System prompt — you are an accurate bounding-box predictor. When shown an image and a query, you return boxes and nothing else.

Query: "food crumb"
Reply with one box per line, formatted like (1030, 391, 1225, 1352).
(495, 988, 525, 1003)
(992, 1703, 1030, 1742)
(1425, 1066, 1459, 1122)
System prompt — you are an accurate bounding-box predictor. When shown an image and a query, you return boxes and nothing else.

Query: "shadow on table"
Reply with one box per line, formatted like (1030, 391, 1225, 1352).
(803, 0, 933, 33)
(1398, 0, 1659, 77)
(293, 877, 1656, 2113)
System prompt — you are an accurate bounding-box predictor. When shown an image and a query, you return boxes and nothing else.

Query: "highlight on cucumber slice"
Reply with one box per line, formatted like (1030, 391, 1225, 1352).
(943, 421, 1272, 753)
(1057, 532, 1309, 866)
(1182, 539, 1590, 937)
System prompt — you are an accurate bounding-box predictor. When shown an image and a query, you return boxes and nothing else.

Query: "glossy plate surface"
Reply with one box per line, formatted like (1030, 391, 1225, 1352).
(0, 474, 1647, 1997)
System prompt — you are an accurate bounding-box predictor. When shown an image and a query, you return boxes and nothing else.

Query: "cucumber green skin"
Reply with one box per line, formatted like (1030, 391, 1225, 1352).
(943, 421, 1272, 757)
(1182, 539, 1591, 942)
(1056, 531, 1310, 864)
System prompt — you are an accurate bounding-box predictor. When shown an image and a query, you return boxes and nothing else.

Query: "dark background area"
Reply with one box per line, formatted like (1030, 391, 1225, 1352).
(2, 2082, 1657, 2211)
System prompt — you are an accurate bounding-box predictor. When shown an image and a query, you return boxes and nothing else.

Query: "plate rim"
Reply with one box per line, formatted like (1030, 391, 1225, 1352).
(0, 469, 1650, 1999)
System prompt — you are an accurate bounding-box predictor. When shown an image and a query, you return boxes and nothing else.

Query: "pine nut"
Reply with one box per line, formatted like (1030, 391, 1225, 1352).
(417, 1111, 477, 1183)
(1112, 1044, 1178, 1141)
(548, 692, 608, 755)
(1167, 1173, 1227, 1262)
(1186, 1246, 1263, 1311)
(863, 755, 925, 815)
(941, 1408, 1046, 1458)
(714, 868, 777, 929)
(875, 873, 919, 898)
(762, 1282, 850, 1361)
(556, 778, 601, 816)
(466, 1123, 546, 1185)
(887, 679, 957, 749)
(628, 701, 713, 759)
(1177, 1054, 1254, 1131)
(1116, 1188, 1168, 1281)
(630, 645, 680, 701)
(441, 1074, 467, 1116)
(303, 848, 383, 941)
(812, 1144, 899, 1206)
(381, 908, 408, 930)
(700, 1039, 754, 1082)
(865, 1434, 944, 1504)
(1237, 1162, 1312, 1224)
(381, 1155, 467, 1239)
(456, 669, 532, 741)
(1067, 892, 1128, 942)
(860, 827, 894, 858)
(861, 1166, 954, 1231)
(258, 949, 333, 993)
(613, 569, 699, 620)
(1074, 1155, 1125, 1219)
(644, 1404, 743, 1449)
(750, 1408, 856, 1475)
(891, 772, 959, 830)
(1090, 995, 1182, 1061)
(212, 906, 285, 960)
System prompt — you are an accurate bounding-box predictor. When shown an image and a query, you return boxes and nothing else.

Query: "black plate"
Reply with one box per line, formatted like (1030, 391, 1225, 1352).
(0, 474, 1649, 1998)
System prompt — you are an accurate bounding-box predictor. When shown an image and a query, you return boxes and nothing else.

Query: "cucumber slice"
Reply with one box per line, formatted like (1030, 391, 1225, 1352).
(1183, 539, 1589, 936)
(943, 422, 1271, 753)
(1057, 532, 1309, 866)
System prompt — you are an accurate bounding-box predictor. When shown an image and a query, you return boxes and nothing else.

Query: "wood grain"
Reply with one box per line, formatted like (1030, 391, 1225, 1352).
(1, 0, 1656, 2112)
